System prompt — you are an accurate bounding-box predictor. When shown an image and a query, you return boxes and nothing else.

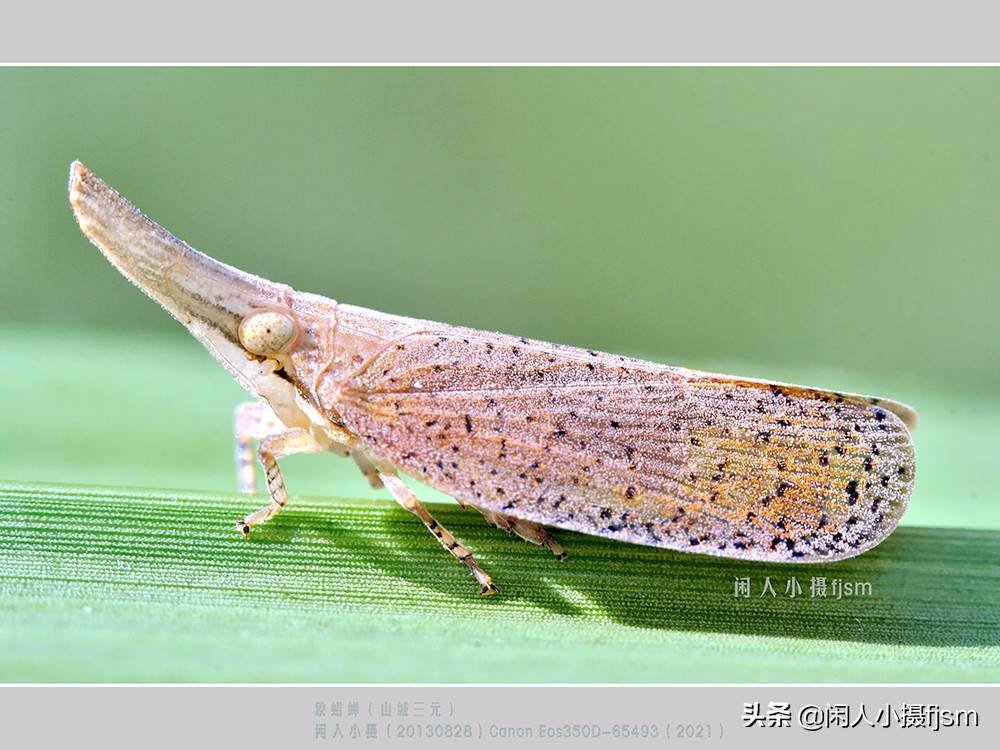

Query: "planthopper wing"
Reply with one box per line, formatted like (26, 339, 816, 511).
(335, 328, 916, 562)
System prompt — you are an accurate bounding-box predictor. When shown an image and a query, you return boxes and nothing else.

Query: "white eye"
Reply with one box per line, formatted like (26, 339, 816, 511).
(238, 311, 296, 356)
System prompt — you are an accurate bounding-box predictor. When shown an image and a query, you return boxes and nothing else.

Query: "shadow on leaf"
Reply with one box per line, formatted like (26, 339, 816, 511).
(265, 503, 1000, 649)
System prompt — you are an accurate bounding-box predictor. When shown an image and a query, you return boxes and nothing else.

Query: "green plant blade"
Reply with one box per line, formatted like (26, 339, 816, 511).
(1, 481, 997, 682)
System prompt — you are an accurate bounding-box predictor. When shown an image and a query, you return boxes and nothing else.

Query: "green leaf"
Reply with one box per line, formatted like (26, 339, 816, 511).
(2, 327, 998, 682)
(2, 481, 997, 682)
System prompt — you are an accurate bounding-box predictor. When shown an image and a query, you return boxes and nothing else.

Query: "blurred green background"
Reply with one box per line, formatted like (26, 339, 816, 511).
(3, 68, 999, 385)
(1, 68, 998, 682)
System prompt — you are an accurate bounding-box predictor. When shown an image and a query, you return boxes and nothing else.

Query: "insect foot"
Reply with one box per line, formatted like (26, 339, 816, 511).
(479, 581, 500, 596)
(236, 520, 252, 538)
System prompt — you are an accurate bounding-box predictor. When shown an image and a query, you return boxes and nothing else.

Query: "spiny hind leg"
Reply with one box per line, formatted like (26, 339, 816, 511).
(379, 472, 498, 596)
(236, 428, 325, 537)
(473, 506, 566, 561)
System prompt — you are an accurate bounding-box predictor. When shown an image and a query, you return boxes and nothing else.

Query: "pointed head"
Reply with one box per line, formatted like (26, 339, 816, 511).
(68, 161, 310, 405)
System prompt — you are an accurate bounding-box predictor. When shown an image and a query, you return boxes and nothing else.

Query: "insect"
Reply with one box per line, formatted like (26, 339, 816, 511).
(68, 161, 917, 595)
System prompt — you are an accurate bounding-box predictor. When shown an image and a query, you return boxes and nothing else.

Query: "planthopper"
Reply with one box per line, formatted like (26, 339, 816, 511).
(68, 161, 916, 595)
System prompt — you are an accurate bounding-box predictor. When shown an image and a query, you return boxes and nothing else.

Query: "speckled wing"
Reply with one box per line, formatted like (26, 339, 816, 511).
(335, 329, 916, 562)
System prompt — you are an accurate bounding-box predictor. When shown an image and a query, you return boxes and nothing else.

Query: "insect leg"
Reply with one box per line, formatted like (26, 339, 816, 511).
(472, 506, 566, 561)
(351, 451, 385, 489)
(236, 428, 326, 537)
(233, 401, 286, 493)
(379, 472, 498, 596)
